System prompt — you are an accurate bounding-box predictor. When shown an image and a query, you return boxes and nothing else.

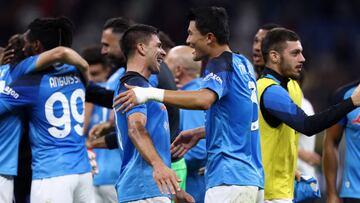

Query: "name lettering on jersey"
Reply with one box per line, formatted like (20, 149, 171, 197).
(49, 74, 81, 88)
(352, 114, 360, 125)
(204, 72, 223, 84)
(2, 86, 19, 99)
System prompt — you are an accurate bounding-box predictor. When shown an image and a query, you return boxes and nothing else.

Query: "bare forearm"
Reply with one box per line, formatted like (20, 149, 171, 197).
(323, 140, 339, 196)
(129, 125, 164, 166)
(163, 89, 215, 110)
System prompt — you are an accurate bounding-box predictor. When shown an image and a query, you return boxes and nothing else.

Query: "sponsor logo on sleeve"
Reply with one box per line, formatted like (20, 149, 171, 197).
(203, 72, 223, 84)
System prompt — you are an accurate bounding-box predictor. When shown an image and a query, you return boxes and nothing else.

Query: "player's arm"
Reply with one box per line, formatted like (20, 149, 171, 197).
(35, 46, 89, 82)
(323, 124, 343, 203)
(261, 85, 359, 135)
(114, 86, 216, 112)
(85, 82, 114, 108)
(171, 127, 205, 159)
(127, 112, 180, 195)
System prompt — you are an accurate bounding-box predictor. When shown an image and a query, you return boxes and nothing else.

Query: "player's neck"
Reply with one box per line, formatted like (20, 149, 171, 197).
(126, 57, 151, 79)
(208, 44, 231, 59)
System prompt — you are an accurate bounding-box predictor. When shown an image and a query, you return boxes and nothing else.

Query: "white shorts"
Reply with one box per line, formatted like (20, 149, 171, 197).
(31, 173, 94, 203)
(264, 199, 292, 203)
(205, 185, 261, 203)
(0, 175, 14, 203)
(94, 184, 117, 203)
(127, 196, 171, 203)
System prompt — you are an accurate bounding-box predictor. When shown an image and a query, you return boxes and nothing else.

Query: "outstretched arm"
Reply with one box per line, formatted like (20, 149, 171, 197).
(113, 84, 217, 112)
(261, 85, 359, 135)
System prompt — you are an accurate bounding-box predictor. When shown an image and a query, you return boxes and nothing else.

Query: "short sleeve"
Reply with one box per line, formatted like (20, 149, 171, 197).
(11, 55, 40, 79)
(201, 58, 230, 100)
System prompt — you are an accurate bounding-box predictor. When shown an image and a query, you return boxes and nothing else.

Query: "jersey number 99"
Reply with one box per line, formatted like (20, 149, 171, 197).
(45, 89, 85, 138)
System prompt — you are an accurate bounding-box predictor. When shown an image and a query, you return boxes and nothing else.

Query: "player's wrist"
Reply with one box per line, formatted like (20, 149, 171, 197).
(133, 87, 165, 103)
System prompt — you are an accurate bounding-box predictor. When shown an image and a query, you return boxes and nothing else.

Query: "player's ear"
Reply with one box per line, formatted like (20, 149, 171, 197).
(33, 40, 43, 53)
(269, 50, 280, 64)
(206, 33, 216, 45)
(137, 43, 146, 56)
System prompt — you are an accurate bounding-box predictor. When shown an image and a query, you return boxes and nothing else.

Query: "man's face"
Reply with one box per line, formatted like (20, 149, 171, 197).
(88, 63, 109, 83)
(22, 30, 36, 57)
(252, 29, 268, 67)
(279, 40, 305, 80)
(145, 34, 166, 74)
(101, 28, 125, 67)
(186, 21, 208, 61)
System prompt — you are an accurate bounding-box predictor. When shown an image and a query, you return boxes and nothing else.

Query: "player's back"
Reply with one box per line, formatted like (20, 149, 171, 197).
(12, 64, 91, 179)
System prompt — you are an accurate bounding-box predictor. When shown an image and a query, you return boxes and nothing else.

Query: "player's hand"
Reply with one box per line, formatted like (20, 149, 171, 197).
(152, 162, 181, 195)
(88, 122, 113, 141)
(170, 129, 201, 159)
(174, 189, 195, 203)
(351, 83, 360, 106)
(0, 48, 14, 65)
(299, 150, 321, 166)
(113, 83, 140, 113)
(326, 193, 342, 203)
(87, 149, 99, 175)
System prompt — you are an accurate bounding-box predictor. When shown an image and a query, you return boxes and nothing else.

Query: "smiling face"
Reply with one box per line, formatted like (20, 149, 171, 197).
(145, 34, 166, 74)
(186, 21, 209, 61)
(101, 28, 125, 66)
(278, 40, 305, 80)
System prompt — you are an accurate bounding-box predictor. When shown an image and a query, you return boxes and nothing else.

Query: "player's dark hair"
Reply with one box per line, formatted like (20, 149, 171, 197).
(28, 16, 74, 50)
(103, 17, 132, 34)
(188, 6, 229, 45)
(261, 28, 300, 63)
(260, 23, 281, 31)
(158, 31, 175, 53)
(6, 34, 25, 66)
(81, 46, 106, 67)
(121, 24, 159, 59)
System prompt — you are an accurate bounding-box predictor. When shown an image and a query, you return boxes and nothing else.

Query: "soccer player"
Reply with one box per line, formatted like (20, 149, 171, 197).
(252, 23, 280, 78)
(0, 17, 94, 203)
(257, 28, 360, 202)
(323, 80, 360, 203)
(165, 45, 206, 203)
(114, 24, 194, 203)
(114, 7, 264, 203)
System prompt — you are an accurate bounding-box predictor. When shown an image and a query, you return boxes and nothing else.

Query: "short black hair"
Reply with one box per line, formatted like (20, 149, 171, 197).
(103, 17, 132, 34)
(28, 16, 74, 50)
(6, 34, 25, 65)
(260, 23, 281, 31)
(82, 46, 106, 66)
(158, 31, 175, 52)
(188, 6, 230, 45)
(121, 24, 159, 59)
(261, 28, 300, 63)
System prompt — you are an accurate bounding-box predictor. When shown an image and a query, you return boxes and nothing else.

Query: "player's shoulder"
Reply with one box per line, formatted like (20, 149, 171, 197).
(331, 80, 360, 104)
(120, 71, 150, 88)
(206, 51, 233, 72)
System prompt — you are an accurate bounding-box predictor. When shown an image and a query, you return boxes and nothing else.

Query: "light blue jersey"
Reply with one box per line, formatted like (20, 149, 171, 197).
(337, 85, 360, 199)
(92, 68, 125, 186)
(181, 78, 206, 203)
(0, 56, 91, 179)
(114, 71, 171, 202)
(201, 51, 264, 189)
(0, 58, 38, 176)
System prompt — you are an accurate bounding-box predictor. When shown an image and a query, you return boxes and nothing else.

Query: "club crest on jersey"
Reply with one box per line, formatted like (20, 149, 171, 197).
(351, 113, 360, 125)
(204, 72, 223, 84)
